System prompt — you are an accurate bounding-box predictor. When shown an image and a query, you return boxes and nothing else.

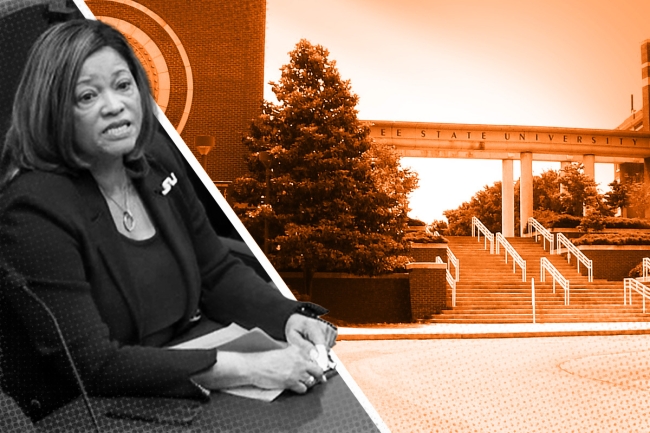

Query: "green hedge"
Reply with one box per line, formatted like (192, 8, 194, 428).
(533, 212, 581, 228)
(573, 234, 650, 246)
(404, 231, 448, 244)
(601, 217, 650, 229)
(534, 211, 650, 230)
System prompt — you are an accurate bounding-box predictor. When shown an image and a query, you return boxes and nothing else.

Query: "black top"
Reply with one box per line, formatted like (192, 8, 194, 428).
(119, 232, 186, 346)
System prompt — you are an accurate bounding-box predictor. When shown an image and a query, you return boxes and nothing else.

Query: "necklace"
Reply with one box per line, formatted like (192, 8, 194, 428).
(98, 182, 136, 232)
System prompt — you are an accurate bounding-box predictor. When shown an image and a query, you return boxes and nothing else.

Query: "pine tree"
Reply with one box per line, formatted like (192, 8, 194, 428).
(231, 39, 417, 296)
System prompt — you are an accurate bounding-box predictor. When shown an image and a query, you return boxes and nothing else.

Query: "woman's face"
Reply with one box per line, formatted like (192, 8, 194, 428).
(73, 46, 143, 168)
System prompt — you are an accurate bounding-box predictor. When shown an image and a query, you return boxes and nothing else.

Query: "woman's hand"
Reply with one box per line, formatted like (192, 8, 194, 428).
(246, 345, 324, 393)
(284, 313, 338, 352)
(192, 346, 324, 393)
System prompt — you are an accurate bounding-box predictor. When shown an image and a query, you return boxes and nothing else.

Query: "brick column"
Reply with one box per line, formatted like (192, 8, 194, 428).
(406, 263, 448, 320)
(642, 40, 650, 218)
(642, 40, 650, 132)
(409, 243, 448, 262)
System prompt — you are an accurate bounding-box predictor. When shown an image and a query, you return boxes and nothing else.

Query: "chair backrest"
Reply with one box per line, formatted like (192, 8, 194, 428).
(0, 264, 64, 425)
(0, 311, 38, 432)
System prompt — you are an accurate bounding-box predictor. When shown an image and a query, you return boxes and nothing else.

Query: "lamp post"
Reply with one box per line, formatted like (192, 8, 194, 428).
(259, 151, 272, 255)
(195, 136, 215, 171)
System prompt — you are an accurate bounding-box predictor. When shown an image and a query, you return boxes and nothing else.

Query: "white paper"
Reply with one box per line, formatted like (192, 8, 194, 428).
(169, 323, 288, 401)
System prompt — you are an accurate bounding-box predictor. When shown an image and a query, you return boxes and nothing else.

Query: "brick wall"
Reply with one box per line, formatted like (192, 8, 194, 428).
(87, 0, 266, 182)
(578, 246, 650, 280)
(280, 272, 411, 324)
(406, 263, 448, 320)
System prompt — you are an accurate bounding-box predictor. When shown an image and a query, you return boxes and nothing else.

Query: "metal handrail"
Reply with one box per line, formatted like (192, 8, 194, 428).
(436, 256, 457, 307)
(495, 232, 527, 281)
(643, 258, 650, 282)
(556, 233, 593, 282)
(528, 217, 554, 254)
(624, 278, 650, 313)
(447, 247, 459, 283)
(540, 257, 570, 305)
(471, 217, 494, 254)
(531, 278, 536, 324)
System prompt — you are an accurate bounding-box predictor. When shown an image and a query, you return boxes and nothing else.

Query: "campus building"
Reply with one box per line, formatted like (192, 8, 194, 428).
(0, 0, 267, 185)
(86, 0, 266, 184)
(3, 0, 650, 232)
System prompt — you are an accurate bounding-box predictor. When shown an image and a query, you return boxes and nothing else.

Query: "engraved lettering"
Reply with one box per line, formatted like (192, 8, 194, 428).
(606, 138, 609, 144)
(467, 132, 471, 139)
(396, 129, 401, 137)
(592, 137, 596, 144)
(633, 138, 637, 145)
(536, 134, 539, 141)
(421, 130, 426, 137)
(451, 132, 457, 138)
(482, 132, 486, 139)
(549, 135, 554, 141)
(505, 133, 510, 140)
(620, 138, 624, 145)
(577, 136, 582, 143)
(563, 135, 568, 143)
(380, 129, 386, 136)
(437, 131, 441, 138)
(519, 133, 525, 140)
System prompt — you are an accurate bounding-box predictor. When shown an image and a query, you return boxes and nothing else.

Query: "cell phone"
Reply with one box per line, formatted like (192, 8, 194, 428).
(105, 397, 203, 425)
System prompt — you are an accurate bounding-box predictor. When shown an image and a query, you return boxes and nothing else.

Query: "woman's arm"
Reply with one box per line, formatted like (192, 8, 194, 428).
(0, 174, 216, 402)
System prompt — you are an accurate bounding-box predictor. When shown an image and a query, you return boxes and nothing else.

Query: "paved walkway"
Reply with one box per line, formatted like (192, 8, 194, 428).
(334, 334, 650, 433)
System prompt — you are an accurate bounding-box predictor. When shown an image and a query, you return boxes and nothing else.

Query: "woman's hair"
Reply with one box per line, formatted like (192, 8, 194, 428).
(0, 19, 156, 188)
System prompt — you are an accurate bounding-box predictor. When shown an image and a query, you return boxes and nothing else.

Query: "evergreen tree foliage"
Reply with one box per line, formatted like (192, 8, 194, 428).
(231, 39, 417, 294)
(604, 179, 629, 213)
(557, 164, 605, 217)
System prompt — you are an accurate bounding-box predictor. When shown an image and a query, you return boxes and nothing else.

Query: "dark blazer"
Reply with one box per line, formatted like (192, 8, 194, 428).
(0, 133, 303, 421)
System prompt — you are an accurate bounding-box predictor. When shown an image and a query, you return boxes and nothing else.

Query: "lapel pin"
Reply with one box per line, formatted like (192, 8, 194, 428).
(161, 172, 178, 196)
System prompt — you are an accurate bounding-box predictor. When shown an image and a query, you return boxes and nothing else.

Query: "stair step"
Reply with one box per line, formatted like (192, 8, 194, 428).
(430, 235, 647, 324)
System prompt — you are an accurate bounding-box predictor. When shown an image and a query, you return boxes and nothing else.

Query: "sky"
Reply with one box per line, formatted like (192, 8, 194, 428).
(263, 0, 650, 223)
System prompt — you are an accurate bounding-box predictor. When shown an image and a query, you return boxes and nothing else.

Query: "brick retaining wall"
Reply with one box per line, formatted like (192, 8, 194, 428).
(280, 272, 411, 323)
(577, 246, 650, 280)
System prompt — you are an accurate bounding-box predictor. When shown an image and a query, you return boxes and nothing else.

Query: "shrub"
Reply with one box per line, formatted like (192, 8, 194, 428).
(573, 234, 650, 246)
(578, 208, 605, 233)
(533, 211, 581, 228)
(602, 217, 650, 229)
(534, 211, 650, 230)
(404, 231, 448, 244)
(629, 261, 644, 278)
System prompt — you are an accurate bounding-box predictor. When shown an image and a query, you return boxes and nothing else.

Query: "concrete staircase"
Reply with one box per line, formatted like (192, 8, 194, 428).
(429, 236, 650, 324)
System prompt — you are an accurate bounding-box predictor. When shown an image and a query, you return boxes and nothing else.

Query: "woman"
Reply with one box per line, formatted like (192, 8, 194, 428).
(0, 19, 336, 421)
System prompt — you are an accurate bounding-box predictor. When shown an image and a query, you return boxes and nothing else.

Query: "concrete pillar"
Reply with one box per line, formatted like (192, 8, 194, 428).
(520, 152, 533, 236)
(560, 161, 570, 194)
(583, 154, 595, 180)
(502, 159, 514, 237)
